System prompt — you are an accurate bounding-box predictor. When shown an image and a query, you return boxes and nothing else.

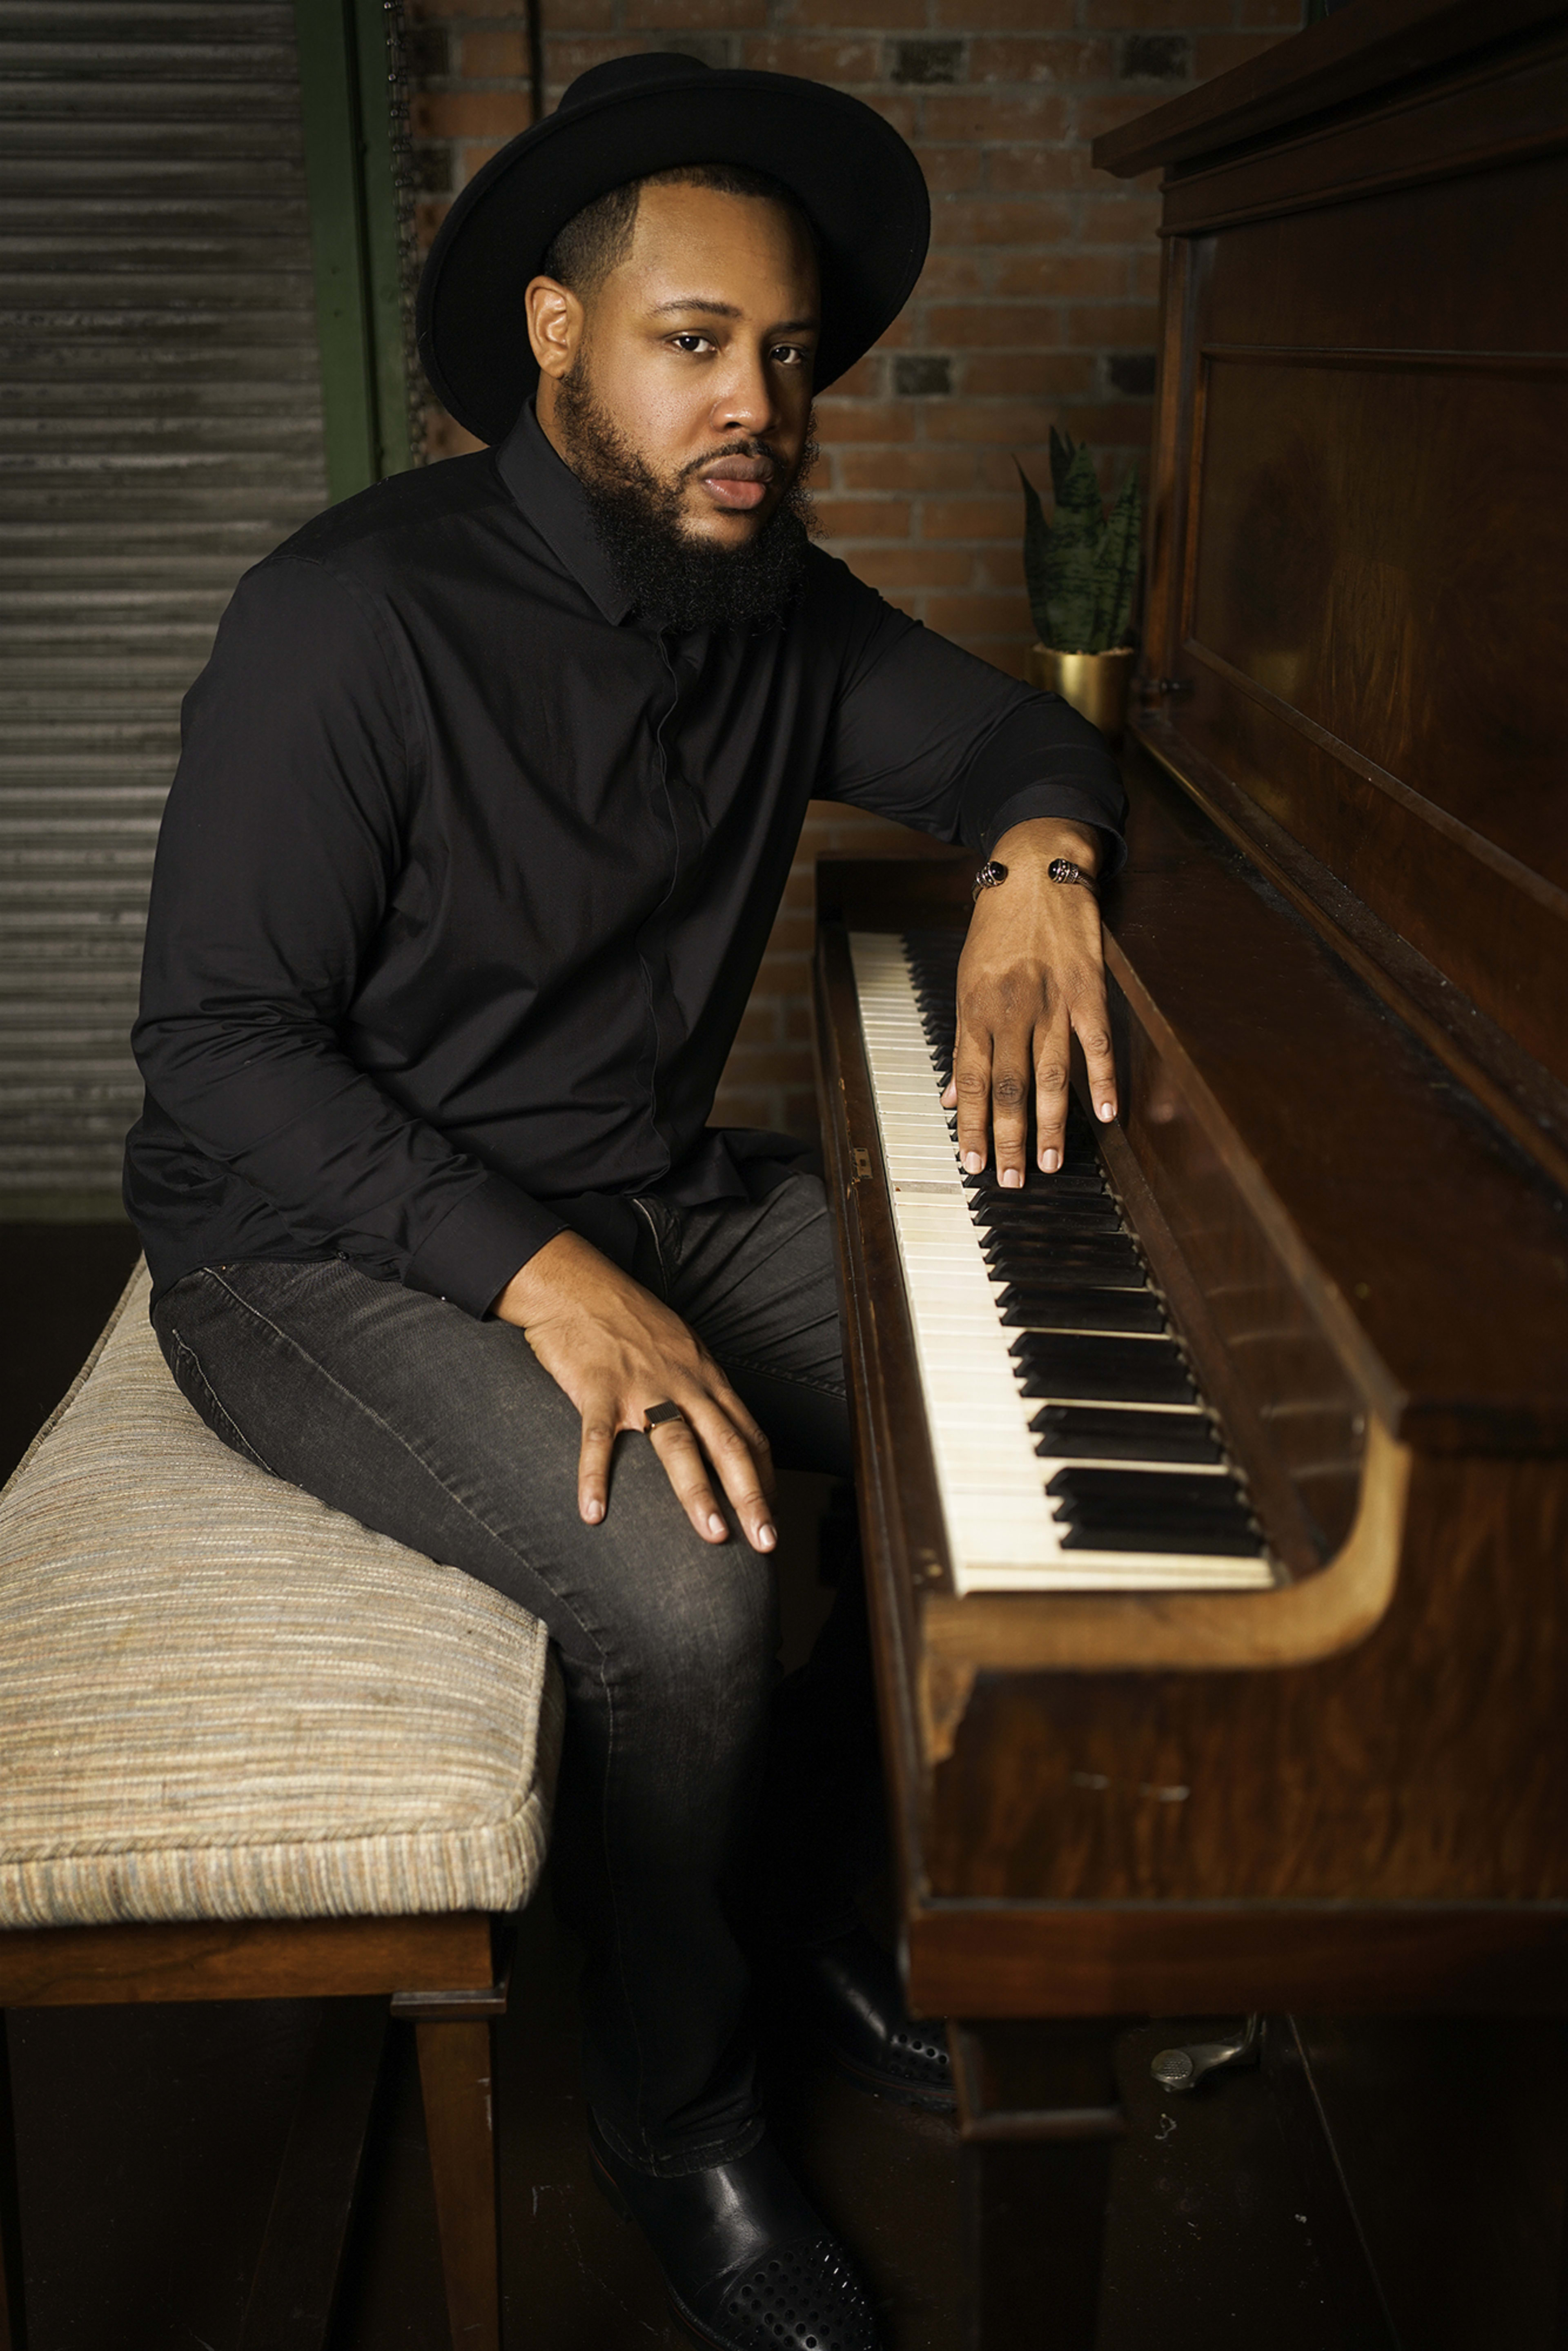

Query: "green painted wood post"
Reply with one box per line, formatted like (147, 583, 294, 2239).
(294, 0, 414, 503)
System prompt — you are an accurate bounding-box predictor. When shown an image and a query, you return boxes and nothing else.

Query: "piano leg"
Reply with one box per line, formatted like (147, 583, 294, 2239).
(951, 2018, 1130, 2349)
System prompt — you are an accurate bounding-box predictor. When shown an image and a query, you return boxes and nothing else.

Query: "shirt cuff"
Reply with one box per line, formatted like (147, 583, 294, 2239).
(404, 1173, 565, 1317)
(982, 785, 1128, 875)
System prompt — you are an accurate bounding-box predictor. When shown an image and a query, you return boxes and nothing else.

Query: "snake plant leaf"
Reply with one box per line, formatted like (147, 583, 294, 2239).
(1017, 432, 1142, 654)
(1049, 424, 1075, 503)
(1086, 469, 1142, 652)
(1017, 460, 1054, 647)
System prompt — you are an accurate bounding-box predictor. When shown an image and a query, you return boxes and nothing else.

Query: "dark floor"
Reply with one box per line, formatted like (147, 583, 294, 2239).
(4, 1226, 1567, 2348)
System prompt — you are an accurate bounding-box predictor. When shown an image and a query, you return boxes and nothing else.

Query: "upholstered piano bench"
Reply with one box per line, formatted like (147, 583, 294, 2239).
(0, 1264, 563, 2351)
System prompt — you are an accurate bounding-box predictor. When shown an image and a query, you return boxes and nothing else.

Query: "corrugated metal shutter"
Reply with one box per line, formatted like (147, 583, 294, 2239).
(0, 2, 331, 1207)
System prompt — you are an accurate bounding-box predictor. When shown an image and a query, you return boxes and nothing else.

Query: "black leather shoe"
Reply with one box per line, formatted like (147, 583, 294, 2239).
(588, 2119, 880, 2351)
(795, 1925, 955, 2110)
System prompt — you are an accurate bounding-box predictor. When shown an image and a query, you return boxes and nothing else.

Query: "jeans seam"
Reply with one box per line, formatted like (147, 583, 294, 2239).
(163, 1326, 279, 1477)
(717, 1351, 846, 1402)
(629, 1195, 670, 1298)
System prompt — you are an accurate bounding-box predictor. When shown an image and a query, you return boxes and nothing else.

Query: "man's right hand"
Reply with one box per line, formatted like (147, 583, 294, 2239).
(493, 1231, 777, 1551)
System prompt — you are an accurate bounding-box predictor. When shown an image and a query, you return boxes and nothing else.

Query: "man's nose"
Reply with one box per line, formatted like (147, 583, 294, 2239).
(710, 350, 780, 437)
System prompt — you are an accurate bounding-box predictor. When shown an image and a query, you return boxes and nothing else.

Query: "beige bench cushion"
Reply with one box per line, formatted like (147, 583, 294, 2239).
(0, 1265, 560, 1930)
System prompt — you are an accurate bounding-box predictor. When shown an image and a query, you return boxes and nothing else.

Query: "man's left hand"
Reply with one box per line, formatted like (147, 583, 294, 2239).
(941, 817, 1118, 1186)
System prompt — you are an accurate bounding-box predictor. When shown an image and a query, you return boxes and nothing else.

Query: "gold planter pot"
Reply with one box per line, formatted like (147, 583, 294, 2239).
(1026, 643, 1135, 746)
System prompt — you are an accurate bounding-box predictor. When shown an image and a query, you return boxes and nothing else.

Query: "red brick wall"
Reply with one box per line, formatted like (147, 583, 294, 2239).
(406, 0, 1296, 1137)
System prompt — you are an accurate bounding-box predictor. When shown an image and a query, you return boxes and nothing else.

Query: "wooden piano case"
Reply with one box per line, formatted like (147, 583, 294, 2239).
(815, 3, 1568, 2336)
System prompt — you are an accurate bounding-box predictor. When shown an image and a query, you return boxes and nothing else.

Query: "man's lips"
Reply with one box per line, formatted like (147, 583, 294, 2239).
(693, 454, 775, 513)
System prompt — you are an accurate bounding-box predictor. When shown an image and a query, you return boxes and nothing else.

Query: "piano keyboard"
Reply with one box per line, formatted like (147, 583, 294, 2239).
(850, 928, 1276, 1596)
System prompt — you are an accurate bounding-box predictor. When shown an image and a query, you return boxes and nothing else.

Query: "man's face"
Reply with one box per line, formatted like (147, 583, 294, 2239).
(528, 181, 820, 546)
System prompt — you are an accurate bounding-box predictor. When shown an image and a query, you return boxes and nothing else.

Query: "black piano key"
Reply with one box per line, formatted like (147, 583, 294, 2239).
(980, 1236, 1140, 1274)
(1001, 1250, 1147, 1288)
(1012, 1333, 1198, 1405)
(983, 1246, 1134, 1279)
(1054, 1491, 1252, 1531)
(991, 1258, 1149, 1293)
(1058, 1509, 1256, 1550)
(1031, 1405, 1222, 1461)
(978, 1208, 1123, 1238)
(982, 1243, 1135, 1276)
(1047, 1466, 1243, 1509)
(970, 1195, 1116, 1224)
(1003, 1263, 1151, 1300)
(980, 1214, 1131, 1243)
(1052, 1483, 1254, 1527)
(998, 1285, 1165, 1332)
(984, 1230, 1131, 1265)
(971, 1196, 1126, 1229)
(1058, 1521, 1265, 1557)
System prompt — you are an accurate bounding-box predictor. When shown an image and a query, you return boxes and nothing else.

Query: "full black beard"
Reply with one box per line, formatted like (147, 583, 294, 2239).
(554, 362, 816, 635)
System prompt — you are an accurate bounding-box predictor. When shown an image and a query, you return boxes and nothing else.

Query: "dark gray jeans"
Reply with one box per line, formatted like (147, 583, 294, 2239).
(151, 1173, 880, 2175)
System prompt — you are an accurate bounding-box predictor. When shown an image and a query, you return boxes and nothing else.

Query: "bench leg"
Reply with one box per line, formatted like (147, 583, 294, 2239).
(240, 1995, 388, 2351)
(416, 2017, 501, 2351)
(0, 2017, 24, 2351)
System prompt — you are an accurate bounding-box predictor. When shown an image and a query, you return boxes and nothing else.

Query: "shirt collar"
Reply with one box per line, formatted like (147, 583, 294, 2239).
(496, 401, 634, 627)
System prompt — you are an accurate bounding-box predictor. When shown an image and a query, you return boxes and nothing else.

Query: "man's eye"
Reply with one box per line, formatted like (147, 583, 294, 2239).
(771, 345, 807, 367)
(671, 334, 714, 354)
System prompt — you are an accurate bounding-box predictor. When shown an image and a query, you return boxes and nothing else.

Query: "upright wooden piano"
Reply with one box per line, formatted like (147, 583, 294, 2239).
(813, 3, 1568, 2338)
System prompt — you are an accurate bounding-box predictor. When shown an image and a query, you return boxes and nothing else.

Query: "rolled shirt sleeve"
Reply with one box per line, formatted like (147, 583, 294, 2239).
(131, 558, 561, 1314)
(812, 558, 1127, 869)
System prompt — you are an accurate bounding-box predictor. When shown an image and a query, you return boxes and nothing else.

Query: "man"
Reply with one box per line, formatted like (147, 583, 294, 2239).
(126, 53, 1125, 2351)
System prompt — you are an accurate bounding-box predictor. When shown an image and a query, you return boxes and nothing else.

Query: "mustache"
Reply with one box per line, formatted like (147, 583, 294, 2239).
(677, 438, 785, 485)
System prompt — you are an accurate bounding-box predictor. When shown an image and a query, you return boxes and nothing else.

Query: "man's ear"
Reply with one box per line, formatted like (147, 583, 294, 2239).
(525, 276, 583, 381)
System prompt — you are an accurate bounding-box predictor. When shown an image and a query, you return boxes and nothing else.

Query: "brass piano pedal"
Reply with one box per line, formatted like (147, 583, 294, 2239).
(1150, 2012, 1261, 2093)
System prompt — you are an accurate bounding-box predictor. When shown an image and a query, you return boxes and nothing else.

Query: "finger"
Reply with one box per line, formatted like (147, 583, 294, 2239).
(689, 1400, 777, 1551)
(1034, 1004, 1074, 1173)
(648, 1414, 733, 1544)
(681, 1344, 778, 1511)
(951, 1018, 993, 1175)
(1072, 977, 1119, 1125)
(940, 1011, 961, 1113)
(577, 1394, 619, 1525)
(991, 1043, 1032, 1190)
(708, 1379, 777, 1508)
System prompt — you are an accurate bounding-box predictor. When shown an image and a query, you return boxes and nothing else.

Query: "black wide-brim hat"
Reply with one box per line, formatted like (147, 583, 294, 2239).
(416, 52, 931, 445)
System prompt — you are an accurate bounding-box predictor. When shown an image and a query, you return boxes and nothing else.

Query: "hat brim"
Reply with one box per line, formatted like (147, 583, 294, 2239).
(416, 69, 931, 444)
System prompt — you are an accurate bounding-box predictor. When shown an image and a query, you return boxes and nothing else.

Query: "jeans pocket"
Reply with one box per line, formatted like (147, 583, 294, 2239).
(161, 1324, 276, 1477)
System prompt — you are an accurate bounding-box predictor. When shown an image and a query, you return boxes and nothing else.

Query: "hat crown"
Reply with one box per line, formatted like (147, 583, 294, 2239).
(558, 53, 711, 114)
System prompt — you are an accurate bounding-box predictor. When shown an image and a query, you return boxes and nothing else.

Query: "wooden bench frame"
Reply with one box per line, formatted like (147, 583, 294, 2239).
(0, 1908, 510, 2350)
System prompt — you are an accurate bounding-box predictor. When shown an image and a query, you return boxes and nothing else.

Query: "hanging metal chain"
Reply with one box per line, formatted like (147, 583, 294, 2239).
(381, 0, 428, 466)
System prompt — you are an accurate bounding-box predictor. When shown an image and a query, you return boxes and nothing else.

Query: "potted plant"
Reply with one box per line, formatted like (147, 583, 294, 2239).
(1018, 428, 1141, 744)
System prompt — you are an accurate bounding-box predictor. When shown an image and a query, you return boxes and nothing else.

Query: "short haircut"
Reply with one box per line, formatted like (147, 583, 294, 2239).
(541, 163, 819, 300)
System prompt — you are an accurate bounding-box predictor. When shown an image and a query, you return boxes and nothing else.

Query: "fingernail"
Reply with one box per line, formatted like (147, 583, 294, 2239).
(757, 1523, 777, 1551)
(1098, 1101, 1116, 1122)
(708, 1512, 728, 1537)
(1000, 1167, 1022, 1189)
(583, 1498, 604, 1524)
(1041, 1147, 1060, 1174)
(963, 1151, 983, 1174)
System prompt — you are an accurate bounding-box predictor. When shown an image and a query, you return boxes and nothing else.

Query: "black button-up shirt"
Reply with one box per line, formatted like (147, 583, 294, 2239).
(126, 404, 1125, 1315)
